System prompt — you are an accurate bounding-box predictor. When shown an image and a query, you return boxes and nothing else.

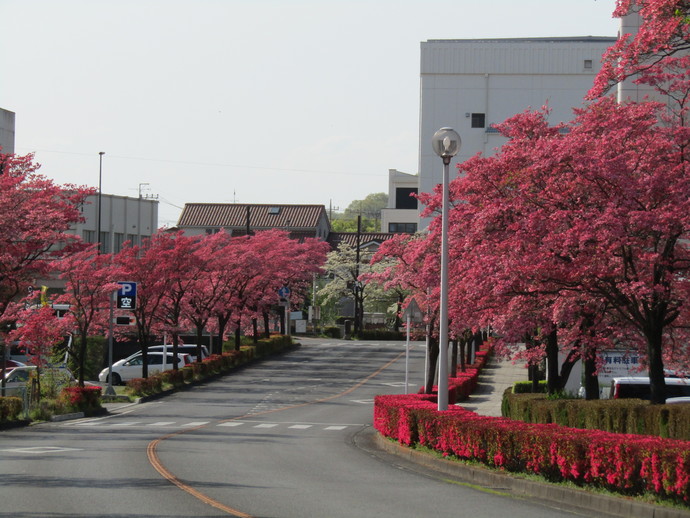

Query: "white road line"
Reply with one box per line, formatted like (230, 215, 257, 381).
(181, 421, 210, 427)
(113, 421, 141, 426)
(288, 424, 312, 429)
(217, 422, 245, 427)
(254, 423, 278, 428)
(148, 421, 175, 426)
(324, 426, 347, 431)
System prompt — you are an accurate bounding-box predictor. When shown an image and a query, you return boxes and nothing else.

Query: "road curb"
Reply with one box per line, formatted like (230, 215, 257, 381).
(371, 430, 690, 518)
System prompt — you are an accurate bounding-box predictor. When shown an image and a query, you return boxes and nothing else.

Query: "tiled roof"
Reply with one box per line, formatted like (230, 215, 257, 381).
(177, 203, 329, 230)
(328, 232, 395, 249)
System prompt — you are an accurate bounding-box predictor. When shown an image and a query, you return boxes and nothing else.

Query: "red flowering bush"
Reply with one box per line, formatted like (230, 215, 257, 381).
(59, 386, 102, 414)
(374, 339, 690, 504)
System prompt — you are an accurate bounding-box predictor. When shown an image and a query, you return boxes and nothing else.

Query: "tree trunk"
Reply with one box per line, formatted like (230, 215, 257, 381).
(459, 338, 466, 373)
(583, 354, 600, 400)
(263, 311, 270, 339)
(556, 349, 578, 392)
(545, 328, 560, 394)
(195, 324, 204, 363)
(252, 318, 259, 344)
(425, 335, 439, 394)
(234, 319, 242, 351)
(450, 340, 458, 377)
(646, 322, 667, 404)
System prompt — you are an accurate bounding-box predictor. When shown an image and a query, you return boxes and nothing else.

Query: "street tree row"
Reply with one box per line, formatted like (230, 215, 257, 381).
(369, 0, 690, 404)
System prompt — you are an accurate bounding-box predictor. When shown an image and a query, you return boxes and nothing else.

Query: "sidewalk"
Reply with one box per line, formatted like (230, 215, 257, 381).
(460, 356, 528, 416)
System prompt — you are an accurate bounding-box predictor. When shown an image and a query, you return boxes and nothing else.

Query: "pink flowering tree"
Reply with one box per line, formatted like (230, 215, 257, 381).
(591, 0, 690, 98)
(0, 153, 93, 330)
(426, 98, 690, 404)
(8, 304, 73, 400)
(54, 245, 119, 386)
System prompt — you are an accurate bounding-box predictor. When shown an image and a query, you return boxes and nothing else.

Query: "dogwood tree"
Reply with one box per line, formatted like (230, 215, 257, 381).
(0, 153, 93, 327)
(432, 98, 690, 403)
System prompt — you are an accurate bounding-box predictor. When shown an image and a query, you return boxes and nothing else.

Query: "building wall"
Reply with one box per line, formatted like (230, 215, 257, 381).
(70, 194, 159, 254)
(417, 37, 616, 227)
(381, 168, 419, 233)
(0, 107, 15, 155)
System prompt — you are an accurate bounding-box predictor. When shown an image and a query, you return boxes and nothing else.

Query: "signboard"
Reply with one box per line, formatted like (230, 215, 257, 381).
(402, 298, 424, 323)
(117, 281, 137, 310)
(278, 286, 290, 299)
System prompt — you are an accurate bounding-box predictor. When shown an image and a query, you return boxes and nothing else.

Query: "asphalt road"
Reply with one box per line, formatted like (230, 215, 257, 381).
(0, 338, 587, 518)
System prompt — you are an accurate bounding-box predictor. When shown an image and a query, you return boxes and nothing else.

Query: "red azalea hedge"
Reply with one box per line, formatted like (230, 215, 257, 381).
(374, 343, 690, 504)
(59, 386, 103, 414)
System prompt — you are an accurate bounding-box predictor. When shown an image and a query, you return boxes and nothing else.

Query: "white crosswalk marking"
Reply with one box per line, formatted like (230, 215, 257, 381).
(217, 422, 245, 427)
(113, 422, 141, 426)
(254, 423, 278, 428)
(148, 421, 175, 426)
(288, 424, 312, 429)
(181, 421, 209, 427)
(324, 426, 347, 431)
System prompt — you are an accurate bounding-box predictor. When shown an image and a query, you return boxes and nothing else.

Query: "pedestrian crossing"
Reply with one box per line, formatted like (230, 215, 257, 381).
(65, 418, 358, 432)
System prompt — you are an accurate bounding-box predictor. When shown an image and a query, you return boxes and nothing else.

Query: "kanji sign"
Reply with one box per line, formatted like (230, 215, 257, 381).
(117, 281, 137, 310)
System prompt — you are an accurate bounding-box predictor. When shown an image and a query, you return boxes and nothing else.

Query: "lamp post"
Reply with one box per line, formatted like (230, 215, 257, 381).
(431, 127, 461, 411)
(97, 152, 105, 253)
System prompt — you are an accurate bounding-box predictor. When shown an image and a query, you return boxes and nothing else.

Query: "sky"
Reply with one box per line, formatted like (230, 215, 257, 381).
(0, 0, 621, 227)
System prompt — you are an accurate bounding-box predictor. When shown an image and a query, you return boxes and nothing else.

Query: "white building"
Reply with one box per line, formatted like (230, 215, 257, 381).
(0, 107, 15, 155)
(384, 36, 617, 230)
(70, 193, 159, 254)
(380, 169, 419, 234)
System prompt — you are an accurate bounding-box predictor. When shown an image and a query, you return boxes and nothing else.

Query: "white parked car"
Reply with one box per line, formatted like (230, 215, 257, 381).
(98, 351, 191, 385)
(1, 365, 80, 397)
(148, 344, 209, 362)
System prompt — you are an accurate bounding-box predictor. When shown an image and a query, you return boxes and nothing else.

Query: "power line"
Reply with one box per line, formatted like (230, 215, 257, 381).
(15, 147, 386, 178)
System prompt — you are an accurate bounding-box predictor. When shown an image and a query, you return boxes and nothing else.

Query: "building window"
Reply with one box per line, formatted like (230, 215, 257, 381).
(114, 233, 124, 253)
(83, 230, 95, 243)
(584, 59, 593, 69)
(395, 188, 418, 210)
(127, 234, 139, 247)
(101, 232, 110, 254)
(389, 222, 417, 234)
(205, 228, 220, 235)
(471, 113, 486, 128)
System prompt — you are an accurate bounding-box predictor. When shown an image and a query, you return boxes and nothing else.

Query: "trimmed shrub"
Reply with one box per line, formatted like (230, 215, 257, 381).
(0, 396, 23, 421)
(323, 326, 341, 339)
(59, 386, 103, 414)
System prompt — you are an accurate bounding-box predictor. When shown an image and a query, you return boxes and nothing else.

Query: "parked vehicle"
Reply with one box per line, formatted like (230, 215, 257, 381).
(98, 352, 191, 385)
(148, 344, 209, 362)
(1, 359, 26, 370)
(1, 365, 80, 397)
(610, 376, 690, 401)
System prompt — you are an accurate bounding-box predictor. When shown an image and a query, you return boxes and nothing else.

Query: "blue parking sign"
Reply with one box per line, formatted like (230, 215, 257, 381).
(117, 281, 137, 310)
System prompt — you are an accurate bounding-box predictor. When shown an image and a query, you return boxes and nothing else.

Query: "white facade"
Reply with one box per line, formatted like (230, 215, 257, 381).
(70, 194, 159, 254)
(387, 36, 617, 229)
(0, 107, 15, 155)
(380, 169, 419, 233)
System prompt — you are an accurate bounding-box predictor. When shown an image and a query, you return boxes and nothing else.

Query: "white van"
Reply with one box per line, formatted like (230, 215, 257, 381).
(98, 351, 191, 385)
(610, 376, 690, 401)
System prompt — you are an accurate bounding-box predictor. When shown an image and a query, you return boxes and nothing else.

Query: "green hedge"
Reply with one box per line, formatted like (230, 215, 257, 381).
(512, 380, 547, 393)
(323, 326, 341, 339)
(125, 337, 294, 397)
(502, 389, 690, 439)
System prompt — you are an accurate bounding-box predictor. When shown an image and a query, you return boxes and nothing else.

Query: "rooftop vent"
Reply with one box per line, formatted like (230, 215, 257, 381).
(268, 207, 281, 214)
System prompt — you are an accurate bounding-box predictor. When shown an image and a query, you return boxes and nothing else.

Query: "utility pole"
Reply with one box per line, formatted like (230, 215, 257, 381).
(354, 214, 362, 338)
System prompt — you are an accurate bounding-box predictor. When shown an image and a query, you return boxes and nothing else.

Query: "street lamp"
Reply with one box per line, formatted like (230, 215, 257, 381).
(431, 127, 461, 411)
(97, 152, 105, 253)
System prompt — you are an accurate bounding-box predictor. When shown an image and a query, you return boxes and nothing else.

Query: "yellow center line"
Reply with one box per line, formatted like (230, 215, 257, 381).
(147, 350, 406, 517)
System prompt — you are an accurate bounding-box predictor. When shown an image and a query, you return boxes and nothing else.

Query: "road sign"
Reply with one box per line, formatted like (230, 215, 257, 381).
(402, 298, 424, 323)
(278, 286, 290, 298)
(116, 281, 137, 310)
